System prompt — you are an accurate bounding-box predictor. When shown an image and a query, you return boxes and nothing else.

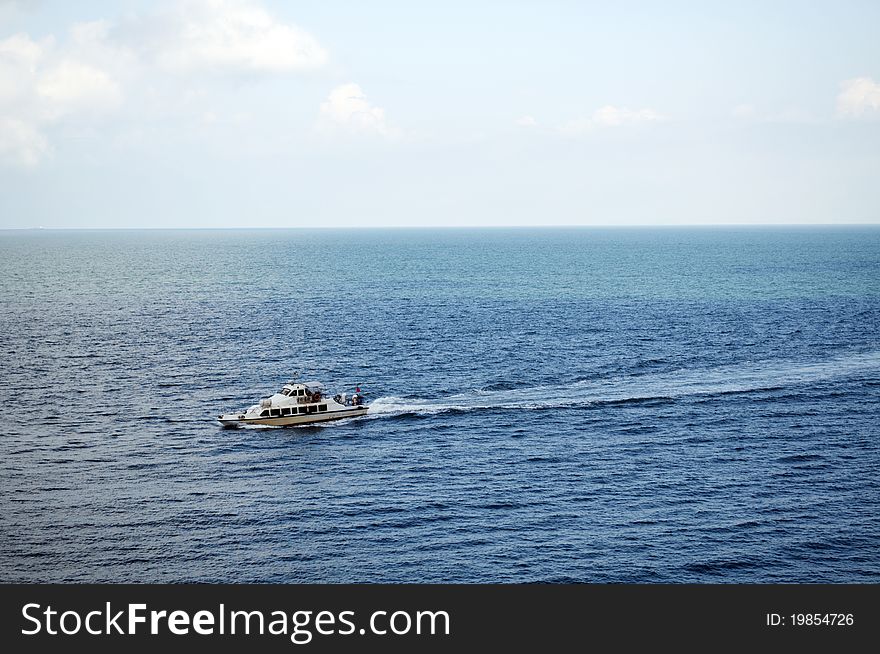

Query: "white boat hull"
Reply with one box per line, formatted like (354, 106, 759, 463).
(218, 406, 368, 428)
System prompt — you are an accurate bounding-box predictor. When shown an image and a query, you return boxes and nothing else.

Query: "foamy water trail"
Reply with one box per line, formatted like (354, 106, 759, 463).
(367, 350, 880, 417)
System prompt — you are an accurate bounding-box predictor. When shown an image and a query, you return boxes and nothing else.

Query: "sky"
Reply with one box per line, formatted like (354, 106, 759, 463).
(0, 0, 878, 228)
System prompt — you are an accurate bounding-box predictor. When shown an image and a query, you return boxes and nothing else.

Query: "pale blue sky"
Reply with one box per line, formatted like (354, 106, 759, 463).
(1, 0, 878, 227)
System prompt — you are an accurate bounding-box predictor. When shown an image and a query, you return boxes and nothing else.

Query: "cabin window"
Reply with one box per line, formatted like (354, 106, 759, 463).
(282, 407, 292, 416)
(318, 404, 327, 412)
(308, 405, 317, 413)
(298, 407, 307, 414)
(281, 388, 290, 396)
(270, 408, 281, 417)
(260, 410, 269, 417)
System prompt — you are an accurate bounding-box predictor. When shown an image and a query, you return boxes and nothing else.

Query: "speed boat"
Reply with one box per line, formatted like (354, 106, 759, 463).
(218, 380, 368, 428)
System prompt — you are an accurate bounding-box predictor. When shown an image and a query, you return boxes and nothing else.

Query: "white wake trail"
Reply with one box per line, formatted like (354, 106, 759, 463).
(366, 350, 880, 418)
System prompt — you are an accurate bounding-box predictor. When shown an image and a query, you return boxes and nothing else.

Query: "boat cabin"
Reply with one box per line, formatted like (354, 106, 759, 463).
(278, 381, 325, 401)
(257, 381, 329, 418)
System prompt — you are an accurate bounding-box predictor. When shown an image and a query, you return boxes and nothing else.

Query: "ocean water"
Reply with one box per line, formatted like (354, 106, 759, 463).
(1, 227, 878, 583)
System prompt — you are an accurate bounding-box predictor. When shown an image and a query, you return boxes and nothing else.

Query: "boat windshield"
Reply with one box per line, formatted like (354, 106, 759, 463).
(280, 388, 291, 396)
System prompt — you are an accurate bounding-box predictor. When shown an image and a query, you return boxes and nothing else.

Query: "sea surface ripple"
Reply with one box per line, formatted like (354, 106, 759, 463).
(1, 227, 879, 582)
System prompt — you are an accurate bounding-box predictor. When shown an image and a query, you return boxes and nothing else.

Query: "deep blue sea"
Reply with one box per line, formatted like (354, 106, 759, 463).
(1, 227, 879, 583)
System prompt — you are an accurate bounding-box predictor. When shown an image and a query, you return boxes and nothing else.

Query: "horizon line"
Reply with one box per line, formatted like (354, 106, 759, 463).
(3, 223, 880, 232)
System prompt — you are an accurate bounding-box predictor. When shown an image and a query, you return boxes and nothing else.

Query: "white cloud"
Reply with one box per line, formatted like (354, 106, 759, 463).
(591, 105, 662, 127)
(0, 31, 44, 67)
(317, 83, 397, 138)
(516, 115, 537, 127)
(560, 105, 663, 135)
(0, 1, 329, 167)
(0, 32, 123, 166)
(836, 77, 880, 117)
(114, 0, 327, 74)
(0, 116, 49, 167)
(0, 33, 48, 106)
(36, 60, 122, 118)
